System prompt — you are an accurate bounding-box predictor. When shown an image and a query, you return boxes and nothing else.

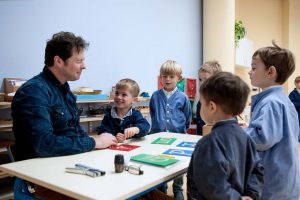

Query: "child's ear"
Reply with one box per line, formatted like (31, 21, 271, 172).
(209, 101, 217, 112)
(267, 66, 277, 78)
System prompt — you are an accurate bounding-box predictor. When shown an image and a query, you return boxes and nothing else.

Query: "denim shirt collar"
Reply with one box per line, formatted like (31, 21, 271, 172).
(43, 67, 70, 95)
(212, 119, 237, 131)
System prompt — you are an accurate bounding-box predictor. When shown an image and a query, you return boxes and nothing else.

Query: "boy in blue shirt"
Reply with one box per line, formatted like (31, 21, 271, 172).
(150, 60, 192, 200)
(98, 78, 150, 141)
(245, 42, 300, 199)
(289, 76, 300, 141)
(195, 60, 222, 135)
(187, 72, 264, 200)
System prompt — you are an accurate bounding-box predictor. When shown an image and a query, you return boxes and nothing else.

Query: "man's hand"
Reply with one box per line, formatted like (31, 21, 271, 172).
(92, 133, 117, 149)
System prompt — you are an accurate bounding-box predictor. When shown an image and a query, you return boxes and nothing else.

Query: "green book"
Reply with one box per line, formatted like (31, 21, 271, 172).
(130, 154, 179, 167)
(151, 137, 177, 145)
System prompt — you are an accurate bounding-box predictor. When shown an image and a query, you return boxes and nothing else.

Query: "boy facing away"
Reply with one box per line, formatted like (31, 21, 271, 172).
(195, 60, 222, 135)
(289, 76, 300, 140)
(98, 78, 150, 142)
(187, 72, 264, 200)
(245, 42, 300, 199)
(150, 60, 192, 200)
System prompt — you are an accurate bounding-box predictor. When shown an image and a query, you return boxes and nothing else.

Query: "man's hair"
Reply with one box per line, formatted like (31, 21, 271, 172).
(44, 31, 89, 67)
(160, 60, 182, 76)
(294, 76, 300, 84)
(200, 72, 250, 116)
(198, 60, 222, 75)
(252, 41, 295, 84)
(116, 78, 140, 97)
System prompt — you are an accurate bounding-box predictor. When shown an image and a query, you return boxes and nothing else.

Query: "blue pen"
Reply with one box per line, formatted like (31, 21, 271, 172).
(75, 163, 106, 176)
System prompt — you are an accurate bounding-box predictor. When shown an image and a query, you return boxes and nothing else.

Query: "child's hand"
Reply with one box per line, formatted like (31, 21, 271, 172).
(116, 133, 125, 143)
(238, 120, 248, 128)
(242, 196, 253, 200)
(124, 127, 139, 139)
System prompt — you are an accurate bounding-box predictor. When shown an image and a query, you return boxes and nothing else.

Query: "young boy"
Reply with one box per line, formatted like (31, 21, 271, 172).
(289, 76, 300, 140)
(150, 60, 192, 200)
(187, 72, 264, 200)
(245, 42, 300, 199)
(195, 60, 222, 135)
(98, 78, 150, 142)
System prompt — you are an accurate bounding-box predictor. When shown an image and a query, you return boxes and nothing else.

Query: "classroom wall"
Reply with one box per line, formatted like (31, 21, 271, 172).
(0, 0, 203, 95)
(203, 0, 235, 73)
(286, 0, 300, 91)
(235, 0, 300, 93)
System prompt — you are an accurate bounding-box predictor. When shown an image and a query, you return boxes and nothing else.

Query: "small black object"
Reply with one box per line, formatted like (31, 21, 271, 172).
(114, 154, 125, 173)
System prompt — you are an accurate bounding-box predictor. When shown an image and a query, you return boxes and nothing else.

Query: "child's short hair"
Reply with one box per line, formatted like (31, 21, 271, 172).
(116, 78, 140, 97)
(294, 76, 300, 84)
(252, 41, 295, 84)
(198, 60, 222, 75)
(200, 72, 250, 116)
(160, 60, 182, 76)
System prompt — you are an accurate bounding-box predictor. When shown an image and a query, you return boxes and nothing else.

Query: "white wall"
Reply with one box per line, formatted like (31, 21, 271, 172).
(0, 0, 203, 95)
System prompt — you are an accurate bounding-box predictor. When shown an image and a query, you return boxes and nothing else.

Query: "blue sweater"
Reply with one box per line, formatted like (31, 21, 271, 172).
(150, 89, 191, 134)
(98, 108, 150, 138)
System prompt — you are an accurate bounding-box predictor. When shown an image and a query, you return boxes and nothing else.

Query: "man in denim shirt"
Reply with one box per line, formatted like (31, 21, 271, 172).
(12, 32, 118, 199)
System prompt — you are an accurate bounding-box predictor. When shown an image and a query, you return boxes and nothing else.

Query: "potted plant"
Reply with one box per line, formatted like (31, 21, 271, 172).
(235, 20, 246, 47)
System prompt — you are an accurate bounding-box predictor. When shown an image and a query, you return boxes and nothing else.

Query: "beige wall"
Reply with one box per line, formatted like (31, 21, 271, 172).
(203, 0, 235, 73)
(235, 0, 300, 94)
(287, 0, 300, 91)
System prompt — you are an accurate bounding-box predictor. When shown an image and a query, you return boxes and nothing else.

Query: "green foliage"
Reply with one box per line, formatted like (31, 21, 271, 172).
(235, 20, 246, 47)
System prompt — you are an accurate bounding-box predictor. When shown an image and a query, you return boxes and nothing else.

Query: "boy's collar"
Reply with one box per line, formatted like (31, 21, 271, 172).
(111, 107, 132, 120)
(261, 84, 281, 91)
(163, 87, 177, 97)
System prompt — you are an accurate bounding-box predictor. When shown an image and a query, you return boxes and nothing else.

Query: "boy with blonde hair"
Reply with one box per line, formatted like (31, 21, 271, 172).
(195, 60, 222, 135)
(150, 60, 191, 200)
(98, 78, 150, 142)
(187, 72, 264, 200)
(245, 42, 300, 199)
(289, 76, 300, 140)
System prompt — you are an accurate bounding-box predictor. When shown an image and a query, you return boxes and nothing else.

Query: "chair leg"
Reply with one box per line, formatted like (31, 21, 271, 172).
(7, 146, 15, 162)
